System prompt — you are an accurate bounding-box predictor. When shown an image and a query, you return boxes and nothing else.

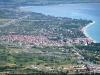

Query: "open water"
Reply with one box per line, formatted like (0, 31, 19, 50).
(20, 3, 100, 42)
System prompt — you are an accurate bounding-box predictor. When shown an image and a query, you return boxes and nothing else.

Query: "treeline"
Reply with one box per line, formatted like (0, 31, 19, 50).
(75, 43, 100, 63)
(75, 43, 100, 51)
(0, 8, 28, 19)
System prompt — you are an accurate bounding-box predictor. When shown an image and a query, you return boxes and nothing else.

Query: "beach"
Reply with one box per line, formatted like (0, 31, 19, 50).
(20, 3, 100, 43)
(81, 21, 97, 43)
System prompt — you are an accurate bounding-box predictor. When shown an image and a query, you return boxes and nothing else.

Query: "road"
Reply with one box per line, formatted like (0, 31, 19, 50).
(0, 15, 30, 28)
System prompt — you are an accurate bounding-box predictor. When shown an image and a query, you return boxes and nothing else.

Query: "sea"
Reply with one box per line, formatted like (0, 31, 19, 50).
(20, 3, 100, 43)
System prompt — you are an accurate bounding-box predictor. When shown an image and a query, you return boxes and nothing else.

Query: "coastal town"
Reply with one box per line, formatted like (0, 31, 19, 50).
(0, 8, 95, 47)
(0, 1, 100, 75)
(0, 35, 94, 46)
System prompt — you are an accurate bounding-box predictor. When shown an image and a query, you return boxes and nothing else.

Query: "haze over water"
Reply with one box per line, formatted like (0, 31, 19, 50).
(20, 3, 100, 43)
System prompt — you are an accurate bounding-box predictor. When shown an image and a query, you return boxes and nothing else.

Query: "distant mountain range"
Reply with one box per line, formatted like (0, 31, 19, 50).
(1, 0, 100, 6)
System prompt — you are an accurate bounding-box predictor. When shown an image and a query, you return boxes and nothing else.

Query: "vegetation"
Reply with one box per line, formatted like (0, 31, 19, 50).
(0, 8, 92, 39)
(0, 44, 75, 74)
(0, 1, 100, 74)
(75, 43, 100, 64)
(75, 43, 100, 51)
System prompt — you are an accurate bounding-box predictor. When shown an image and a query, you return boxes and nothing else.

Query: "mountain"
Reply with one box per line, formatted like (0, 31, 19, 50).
(1, 0, 100, 6)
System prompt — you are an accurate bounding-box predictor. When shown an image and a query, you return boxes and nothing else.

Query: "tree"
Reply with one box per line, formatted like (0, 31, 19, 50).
(7, 56, 15, 63)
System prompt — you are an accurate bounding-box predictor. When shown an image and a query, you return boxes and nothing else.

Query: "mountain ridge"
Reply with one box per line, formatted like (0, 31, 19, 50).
(1, 0, 100, 6)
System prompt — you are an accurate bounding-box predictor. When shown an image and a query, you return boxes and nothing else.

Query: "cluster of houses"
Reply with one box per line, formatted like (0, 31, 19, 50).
(0, 35, 63, 46)
(0, 35, 95, 46)
(74, 38, 95, 45)
(67, 38, 95, 45)
(30, 64, 100, 73)
(86, 64, 100, 72)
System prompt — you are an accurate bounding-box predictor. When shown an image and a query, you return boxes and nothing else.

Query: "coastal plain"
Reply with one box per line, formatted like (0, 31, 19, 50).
(0, 1, 100, 75)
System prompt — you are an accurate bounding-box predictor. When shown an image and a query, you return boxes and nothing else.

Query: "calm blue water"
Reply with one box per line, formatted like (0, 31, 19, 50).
(20, 3, 100, 42)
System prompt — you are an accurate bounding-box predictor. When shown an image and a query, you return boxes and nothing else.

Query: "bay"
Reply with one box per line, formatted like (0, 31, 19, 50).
(20, 3, 100, 43)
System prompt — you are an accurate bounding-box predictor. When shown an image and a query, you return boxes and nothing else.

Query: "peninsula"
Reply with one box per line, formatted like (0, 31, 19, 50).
(0, 0, 100, 75)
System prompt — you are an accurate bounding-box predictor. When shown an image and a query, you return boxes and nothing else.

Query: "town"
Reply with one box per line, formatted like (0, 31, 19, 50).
(0, 1, 100, 75)
(0, 35, 94, 46)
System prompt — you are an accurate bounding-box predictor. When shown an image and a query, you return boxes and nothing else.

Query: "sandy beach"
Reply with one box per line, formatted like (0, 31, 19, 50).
(81, 21, 97, 43)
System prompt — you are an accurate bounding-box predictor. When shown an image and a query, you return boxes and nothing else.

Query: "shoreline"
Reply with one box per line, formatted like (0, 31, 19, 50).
(20, 5, 99, 43)
(81, 21, 97, 43)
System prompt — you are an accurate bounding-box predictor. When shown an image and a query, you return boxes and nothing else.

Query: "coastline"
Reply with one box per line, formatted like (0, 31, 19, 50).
(81, 21, 97, 43)
(20, 5, 99, 43)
